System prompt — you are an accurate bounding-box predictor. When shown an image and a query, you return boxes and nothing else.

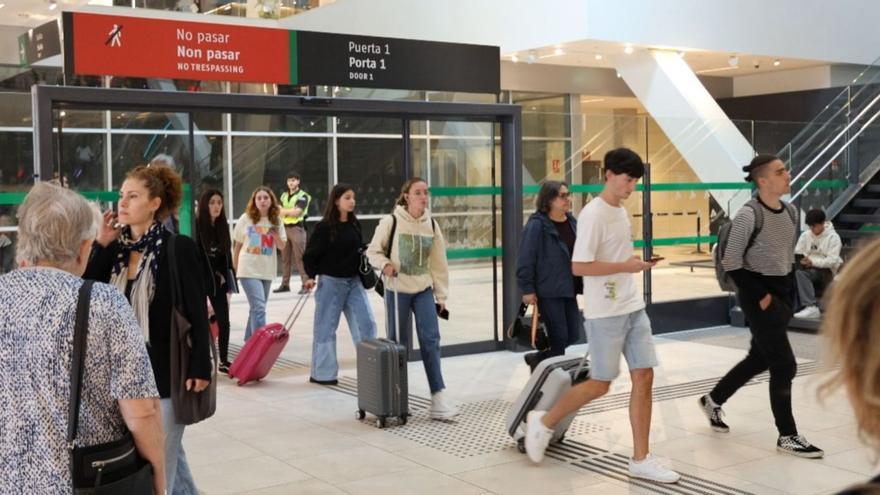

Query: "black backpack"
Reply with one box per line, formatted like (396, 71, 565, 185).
(713, 199, 797, 292)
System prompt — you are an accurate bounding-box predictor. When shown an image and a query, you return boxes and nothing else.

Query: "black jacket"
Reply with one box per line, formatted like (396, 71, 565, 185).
(516, 211, 582, 298)
(84, 231, 212, 398)
(303, 220, 363, 279)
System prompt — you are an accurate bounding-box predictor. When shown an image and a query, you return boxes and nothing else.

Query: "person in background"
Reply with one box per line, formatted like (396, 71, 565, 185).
(516, 181, 583, 371)
(276, 172, 311, 294)
(793, 209, 842, 319)
(367, 177, 460, 421)
(233, 186, 287, 340)
(0, 213, 15, 274)
(196, 189, 234, 373)
(150, 154, 180, 233)
(820, 238, 880, 494)
(85, 164, 213, 494)
(302, 183, 378, 385)
(0, 182, 164, 494)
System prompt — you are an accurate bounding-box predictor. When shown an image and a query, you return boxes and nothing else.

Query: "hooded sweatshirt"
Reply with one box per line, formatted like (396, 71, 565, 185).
(367, 205, 450, 302)
(795, 221, 843, 273)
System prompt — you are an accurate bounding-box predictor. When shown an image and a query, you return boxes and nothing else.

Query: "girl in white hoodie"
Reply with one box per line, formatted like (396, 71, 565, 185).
(367, 177, 459, 420)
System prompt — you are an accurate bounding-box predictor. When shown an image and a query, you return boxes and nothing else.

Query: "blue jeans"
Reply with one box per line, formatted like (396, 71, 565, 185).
(312, 275, 378, 381)
(385, 287, 445, 394)
(160, 399, 197, 494)
(540, 297, 584, 358)
(240, 278, 272, 340)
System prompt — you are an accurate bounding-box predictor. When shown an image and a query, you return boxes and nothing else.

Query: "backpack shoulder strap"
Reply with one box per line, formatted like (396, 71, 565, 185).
(744, 200, 764, 254)
(384, 214, 397, 258)
(781, 200, 798, 226)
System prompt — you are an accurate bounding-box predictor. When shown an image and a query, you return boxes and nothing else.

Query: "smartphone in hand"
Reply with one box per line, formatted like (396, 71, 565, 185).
(435, 304, 450, 320)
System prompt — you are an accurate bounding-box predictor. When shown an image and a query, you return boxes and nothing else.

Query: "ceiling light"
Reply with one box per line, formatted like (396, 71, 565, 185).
(48, 0, 57, 10)
(616, 72, 621, 78)
(581, 98, 606, 104)
(511, 54, 519, 63)
(624, 44, 634, 54)
(0, 4, 6, 9)
(594, 54, 603, 60)
(773, 59, 781, 66)
(728, 55, 739, 67)
(554, 48, 564, 56)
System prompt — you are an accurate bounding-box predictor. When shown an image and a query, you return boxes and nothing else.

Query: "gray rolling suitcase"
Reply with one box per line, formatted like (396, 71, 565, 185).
(507, 353, 590, 452)
(356, 277, 409, 428)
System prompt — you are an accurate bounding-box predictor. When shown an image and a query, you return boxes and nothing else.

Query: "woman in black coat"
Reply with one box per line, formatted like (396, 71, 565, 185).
(84, 164, 211, 494)
(196, 188, 234, 373)
(515, 181, 583, 371)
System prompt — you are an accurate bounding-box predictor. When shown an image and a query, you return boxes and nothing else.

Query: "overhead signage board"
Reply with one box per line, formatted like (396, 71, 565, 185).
(62, 12, 500, 93)
(19, 20, 62, 67)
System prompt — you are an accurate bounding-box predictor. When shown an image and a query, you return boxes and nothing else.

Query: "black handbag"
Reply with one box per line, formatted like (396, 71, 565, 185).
(506, 302, 550, 351)
(168, 234, 218, 425)
(69, 280, 154, 495)
(358, 248, 379, 290)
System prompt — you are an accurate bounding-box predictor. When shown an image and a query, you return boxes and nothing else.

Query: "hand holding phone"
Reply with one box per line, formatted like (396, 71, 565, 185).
(435, 303, 450, 320)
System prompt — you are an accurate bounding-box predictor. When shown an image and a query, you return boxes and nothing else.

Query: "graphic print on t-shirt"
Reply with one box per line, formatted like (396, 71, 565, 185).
(399, 234, 433, 276)
(604, 280, 618, 300)
(245, 225, 275, 256)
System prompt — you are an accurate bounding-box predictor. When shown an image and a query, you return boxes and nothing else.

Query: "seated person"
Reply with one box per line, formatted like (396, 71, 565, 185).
(793, 209, 842, 319)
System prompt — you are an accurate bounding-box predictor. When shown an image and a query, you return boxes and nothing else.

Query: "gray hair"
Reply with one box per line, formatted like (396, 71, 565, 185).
(16, 182, 99, 266)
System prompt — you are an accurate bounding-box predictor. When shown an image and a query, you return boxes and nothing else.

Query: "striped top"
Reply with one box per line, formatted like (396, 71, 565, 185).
(721, 199, 797, 276)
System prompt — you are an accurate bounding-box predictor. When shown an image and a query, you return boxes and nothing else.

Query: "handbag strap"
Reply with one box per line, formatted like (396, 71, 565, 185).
(530, 302, 540, 349)
(67, 280, 96, 445)
(167, 233, 183, 311)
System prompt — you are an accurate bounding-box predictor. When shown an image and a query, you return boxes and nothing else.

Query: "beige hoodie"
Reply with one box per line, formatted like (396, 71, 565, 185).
(367, 205, 449, 302)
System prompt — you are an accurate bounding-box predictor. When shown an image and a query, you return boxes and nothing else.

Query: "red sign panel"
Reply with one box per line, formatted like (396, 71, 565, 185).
(65, 12, 290, 84)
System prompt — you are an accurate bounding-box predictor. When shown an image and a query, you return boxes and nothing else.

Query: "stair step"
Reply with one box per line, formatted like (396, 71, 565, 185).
(853, 198, 880, 208)
(866, 184, 880, 194)
(838, 214, 880, 223)
(837, 229, 880, 239)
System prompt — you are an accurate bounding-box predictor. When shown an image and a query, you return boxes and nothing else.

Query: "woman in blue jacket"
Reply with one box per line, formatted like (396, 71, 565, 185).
(516, 181, 583, 370)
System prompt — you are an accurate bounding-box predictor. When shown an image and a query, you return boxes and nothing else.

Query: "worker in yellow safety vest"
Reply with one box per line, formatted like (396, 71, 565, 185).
(275, 172, 312, 294)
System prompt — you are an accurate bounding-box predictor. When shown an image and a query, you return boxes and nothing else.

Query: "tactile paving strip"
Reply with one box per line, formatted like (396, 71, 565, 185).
(359, 398, 607, 458)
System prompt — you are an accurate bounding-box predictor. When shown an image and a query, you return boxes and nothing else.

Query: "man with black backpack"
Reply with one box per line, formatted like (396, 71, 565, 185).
(703, 154, 824, 459)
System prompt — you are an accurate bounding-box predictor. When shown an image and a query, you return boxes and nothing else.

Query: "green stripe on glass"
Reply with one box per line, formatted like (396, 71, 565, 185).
(634, 235, 718, 248)
(446, 247, 502, 260)
(288, 31, 298, 85)
(430, 186, 501, 196)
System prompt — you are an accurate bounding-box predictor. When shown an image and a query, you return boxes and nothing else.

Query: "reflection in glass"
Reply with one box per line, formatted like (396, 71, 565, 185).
(337, 137, 403, 223)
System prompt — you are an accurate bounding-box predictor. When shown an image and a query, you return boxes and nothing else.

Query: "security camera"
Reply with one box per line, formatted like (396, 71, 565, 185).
(753, 61, 761, 69)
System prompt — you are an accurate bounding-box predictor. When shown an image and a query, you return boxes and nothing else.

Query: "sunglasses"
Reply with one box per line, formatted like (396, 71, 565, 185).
(558, 192, 571, 199)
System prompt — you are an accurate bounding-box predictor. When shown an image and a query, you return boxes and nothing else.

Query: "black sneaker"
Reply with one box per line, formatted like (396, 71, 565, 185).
(699, 394, 730, 433)
(777, 435, 824, 458)
(273, 285, 290, 293)
(309, 377, 338, 386)
(218, 362, 231, 375)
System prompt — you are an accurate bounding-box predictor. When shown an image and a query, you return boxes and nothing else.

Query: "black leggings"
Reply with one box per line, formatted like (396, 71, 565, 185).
(710, 293, 798, 436)
(209, 288, 231, 364)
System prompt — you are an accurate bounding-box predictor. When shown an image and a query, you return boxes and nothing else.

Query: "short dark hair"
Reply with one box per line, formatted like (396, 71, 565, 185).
(287, 172, 301, 181)
(603, 148, 645, 179)
(742, 154, 779, 183)
(535, 181, 568, 213)
(805, 209, 827, 226)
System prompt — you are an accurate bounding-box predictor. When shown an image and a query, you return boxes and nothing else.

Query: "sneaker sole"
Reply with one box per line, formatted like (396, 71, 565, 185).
(628, 472, 681, 484)
(776, 446, 824, 459)
(711, 425, 730, 433)
(699, 398, 730, 433)
(430, 412, 460, 421)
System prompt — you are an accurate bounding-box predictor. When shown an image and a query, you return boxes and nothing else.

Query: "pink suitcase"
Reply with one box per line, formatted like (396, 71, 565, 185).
(228, 292, 310, 385)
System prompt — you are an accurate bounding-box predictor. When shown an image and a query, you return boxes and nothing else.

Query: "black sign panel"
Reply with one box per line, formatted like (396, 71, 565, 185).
(18, 20, 62, 66)
(296, 31, 500, 94)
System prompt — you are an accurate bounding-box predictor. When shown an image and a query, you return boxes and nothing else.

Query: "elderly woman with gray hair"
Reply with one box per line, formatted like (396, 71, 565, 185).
(0, 182, 164, 494)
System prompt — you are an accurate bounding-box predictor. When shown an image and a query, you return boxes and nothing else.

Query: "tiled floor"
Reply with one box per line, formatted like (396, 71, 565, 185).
(183, 280, 878, 494)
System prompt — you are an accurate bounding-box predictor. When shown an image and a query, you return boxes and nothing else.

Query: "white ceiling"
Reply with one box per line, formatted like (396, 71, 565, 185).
(504, 39, 829, 78)
(0, 0, 111, 28)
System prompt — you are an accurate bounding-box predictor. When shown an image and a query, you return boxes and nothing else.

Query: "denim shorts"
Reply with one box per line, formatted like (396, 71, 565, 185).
(586, 309, 658, 381)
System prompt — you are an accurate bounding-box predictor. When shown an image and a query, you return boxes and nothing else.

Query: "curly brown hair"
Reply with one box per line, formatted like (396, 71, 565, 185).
(125, 164, 182, 221)
(820, 237, 880, 457)
(245, 186, 281, 226)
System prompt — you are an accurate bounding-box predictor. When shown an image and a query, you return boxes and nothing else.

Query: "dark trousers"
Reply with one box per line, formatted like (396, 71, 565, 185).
(209, 287, 231, 364)
(795, 267, 833, 309)
(710, 292, 798, 436)
(539, 297, 583, 358)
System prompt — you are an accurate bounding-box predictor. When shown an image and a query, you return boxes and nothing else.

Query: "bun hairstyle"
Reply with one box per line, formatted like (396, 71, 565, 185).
(396, 177, 427, 207)
(742, 154, 780, 183)
(125, 164, 183, 221)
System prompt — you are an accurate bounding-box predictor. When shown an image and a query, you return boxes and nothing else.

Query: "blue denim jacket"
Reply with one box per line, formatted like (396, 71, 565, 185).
(516, 211, 579, 298)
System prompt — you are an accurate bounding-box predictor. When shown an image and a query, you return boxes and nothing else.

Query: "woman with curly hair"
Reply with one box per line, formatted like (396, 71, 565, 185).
(233, 186, 287, 341)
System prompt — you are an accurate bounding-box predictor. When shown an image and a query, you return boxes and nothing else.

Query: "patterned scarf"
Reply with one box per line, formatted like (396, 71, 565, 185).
(110, 221, 165, 343)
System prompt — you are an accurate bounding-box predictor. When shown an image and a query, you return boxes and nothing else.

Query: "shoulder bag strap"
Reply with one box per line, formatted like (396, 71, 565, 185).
(167, 233, 182, 311)
(384, 214, 397, 259)
(67, 280, 96, 445)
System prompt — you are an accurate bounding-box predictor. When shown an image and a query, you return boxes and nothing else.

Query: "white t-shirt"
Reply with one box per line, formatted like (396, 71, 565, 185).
(572, 197, 645, 319)
(233, 213, 287, 281)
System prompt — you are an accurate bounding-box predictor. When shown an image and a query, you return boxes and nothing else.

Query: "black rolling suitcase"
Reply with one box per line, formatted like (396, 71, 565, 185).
(356, 277, 409, 428)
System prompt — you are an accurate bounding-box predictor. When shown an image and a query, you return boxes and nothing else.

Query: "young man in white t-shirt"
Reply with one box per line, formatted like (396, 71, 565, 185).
(524, 148, 680, 484)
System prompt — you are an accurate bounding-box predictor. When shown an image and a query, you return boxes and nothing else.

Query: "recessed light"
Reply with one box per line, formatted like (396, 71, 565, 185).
(773, 59, 781, 66)
(48, 0, 57, 10)
(511, 54, 519, 63)
(554, 48, 564, 56)
(594, 54, 603, 60)
(728, 55, 739, 67)
(0, 4, 6, 9)
(624, 44, 634, 54)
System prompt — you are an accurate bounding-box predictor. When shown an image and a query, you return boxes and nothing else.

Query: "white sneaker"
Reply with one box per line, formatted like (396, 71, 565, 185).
(794, 305, 821, 319)
(429, 390, 460, 420)
(524, 411, 553, 463)
(628, 454, 681, 484)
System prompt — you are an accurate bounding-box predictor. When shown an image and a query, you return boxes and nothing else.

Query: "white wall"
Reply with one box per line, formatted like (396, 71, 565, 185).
(0, 25, 27, 65)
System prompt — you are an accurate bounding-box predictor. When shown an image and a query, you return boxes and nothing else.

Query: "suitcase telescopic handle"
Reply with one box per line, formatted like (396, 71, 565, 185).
(383, 274, 400, 341)
(283, 290, 312, 330)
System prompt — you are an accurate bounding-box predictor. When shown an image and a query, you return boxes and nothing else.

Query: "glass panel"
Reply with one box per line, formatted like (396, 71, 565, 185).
(337, 136, 403, 223)
(111, 132, 192, 188)
(0, 92, 32, 127)
(58, 133, 107, 191)
(231, 113, 328, 133)
(0, 131, 33, 273)
(230, 134, 330, 225)
(337, 116, 402, 135)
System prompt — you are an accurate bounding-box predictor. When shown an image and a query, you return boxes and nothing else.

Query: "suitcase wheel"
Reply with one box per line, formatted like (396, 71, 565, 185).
(556, 433, 565, 444)
(516, 438, 526, 454)
(399, 415, 408, 426)
(376, 417, 386, 428)
(356, 409, 366, 420)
